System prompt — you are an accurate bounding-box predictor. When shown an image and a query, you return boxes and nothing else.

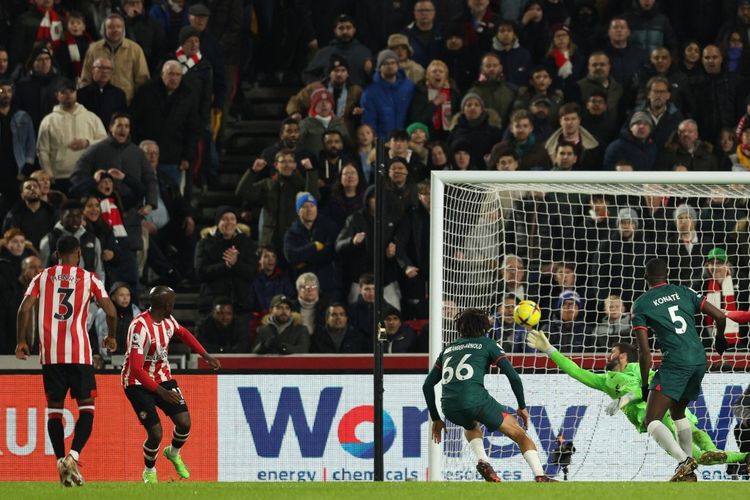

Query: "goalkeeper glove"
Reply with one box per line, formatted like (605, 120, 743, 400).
(526, 329, 554, 354)
(605, 393, 636, 416)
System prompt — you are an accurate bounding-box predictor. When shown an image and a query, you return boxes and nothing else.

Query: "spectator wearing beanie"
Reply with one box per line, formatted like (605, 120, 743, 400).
(447, 92, 503, 165)
(603, 111, 658, 171)
(14, 45, 65, 133)
(298, 87, 351, 158)
(284, 192, 342, 302)
(360, 49, 415, 138)
(382, 306, 417, 353)
(287, 54, 363, 138)
(194, 205, 257, 313)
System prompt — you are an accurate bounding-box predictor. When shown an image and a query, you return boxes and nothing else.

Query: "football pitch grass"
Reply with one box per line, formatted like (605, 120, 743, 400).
(2, 482, 750, 500)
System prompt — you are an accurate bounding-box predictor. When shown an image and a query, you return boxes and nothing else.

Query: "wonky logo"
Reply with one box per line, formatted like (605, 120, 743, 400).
(337, 405, 396, 458)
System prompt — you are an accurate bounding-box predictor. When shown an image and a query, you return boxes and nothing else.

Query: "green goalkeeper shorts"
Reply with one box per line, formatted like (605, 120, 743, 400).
(650, 363, 707, 402)
(443, 397, 512, 431)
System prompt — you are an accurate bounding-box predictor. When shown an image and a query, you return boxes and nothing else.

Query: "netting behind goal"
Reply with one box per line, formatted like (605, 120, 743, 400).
(428, 171, 750, 481)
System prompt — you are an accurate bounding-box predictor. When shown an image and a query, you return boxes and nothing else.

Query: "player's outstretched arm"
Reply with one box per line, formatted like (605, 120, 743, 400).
(174, 325, 221, 370)
(496, 357, 527, 413)
(725, 310, 750, 323)
(15, 295, 38, 359)
(527, 330, 608, 392)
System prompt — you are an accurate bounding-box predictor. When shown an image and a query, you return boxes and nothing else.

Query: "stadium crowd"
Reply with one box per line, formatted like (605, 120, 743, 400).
(2, 0, 750, 358)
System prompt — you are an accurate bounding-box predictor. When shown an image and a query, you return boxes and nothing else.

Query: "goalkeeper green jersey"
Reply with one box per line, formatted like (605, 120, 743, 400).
(431, 336, 525, 412)
(549, 352, 697, 432)
(631, 283, 707, 366)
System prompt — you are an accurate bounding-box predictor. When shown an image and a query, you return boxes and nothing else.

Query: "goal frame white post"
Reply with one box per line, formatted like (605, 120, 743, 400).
(427, 170, 750, 481)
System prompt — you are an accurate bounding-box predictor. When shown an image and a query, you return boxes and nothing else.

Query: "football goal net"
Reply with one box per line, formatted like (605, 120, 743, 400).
(427, 171, 750, 481)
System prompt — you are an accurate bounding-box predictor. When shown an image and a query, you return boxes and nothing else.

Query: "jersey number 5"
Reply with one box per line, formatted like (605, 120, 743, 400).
(53, 287, 75, 321)
(442, 353, 474, 383)
(668, 305, 687, 335)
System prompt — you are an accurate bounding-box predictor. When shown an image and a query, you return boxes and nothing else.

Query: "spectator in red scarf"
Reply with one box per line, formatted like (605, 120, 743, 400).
(542, 24, 585, 98)
(700, 247, 740, 347)
(9, 0, 63, 72)
(55, 11, 92, 80)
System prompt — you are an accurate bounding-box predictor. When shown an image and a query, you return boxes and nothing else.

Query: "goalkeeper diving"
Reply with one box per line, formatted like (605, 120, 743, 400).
(526, 329, 749, 467)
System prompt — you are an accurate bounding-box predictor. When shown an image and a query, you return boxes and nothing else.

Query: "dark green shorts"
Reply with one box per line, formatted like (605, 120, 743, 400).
(650, 363, 707, 402)
(443, 398, 512, 431)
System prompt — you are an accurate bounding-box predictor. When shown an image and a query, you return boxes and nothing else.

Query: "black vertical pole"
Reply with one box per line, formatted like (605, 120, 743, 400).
(373, 137, 386, 481)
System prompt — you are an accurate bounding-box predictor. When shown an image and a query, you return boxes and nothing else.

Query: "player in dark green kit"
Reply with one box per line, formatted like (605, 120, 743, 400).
(422, 308, 555, 482)
(633, 258, 727, 482)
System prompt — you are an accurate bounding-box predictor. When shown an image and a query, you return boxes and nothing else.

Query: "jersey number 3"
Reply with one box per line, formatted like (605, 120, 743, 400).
(668, 305, 687, 335)
(53, 287, 75, 321)
(442, 353, 474, 383)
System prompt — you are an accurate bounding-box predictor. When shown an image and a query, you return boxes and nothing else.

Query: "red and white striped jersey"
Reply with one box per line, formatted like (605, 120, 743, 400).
(25, 265, 106, 365)
(121, 311, 189, 389)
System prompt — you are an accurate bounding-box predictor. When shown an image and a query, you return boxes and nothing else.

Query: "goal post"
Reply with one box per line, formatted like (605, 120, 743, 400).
(428, 170, 750, 481)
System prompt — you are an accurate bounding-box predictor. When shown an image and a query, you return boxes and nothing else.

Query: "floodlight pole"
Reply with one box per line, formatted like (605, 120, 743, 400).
(373, 137, 387, 481)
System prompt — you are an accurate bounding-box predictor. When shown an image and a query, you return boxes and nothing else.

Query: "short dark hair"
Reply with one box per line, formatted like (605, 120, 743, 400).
(558, 102, 581, 117)
(61, 199, 84, 212)
(388, 129, 409, 142)
(280, 117, 299, 130)
(109, 112, 131, 127)
(67, 10, 85, 22)
(326, 302, 347, 319)
(612, 342, 638, 362)
(257, 245, 277, 257)
(455, 308, 490, 338)
(359, 272, 375, 286)
(56, 235, 80, 256)
(555, 142, 576, 154)
(275, 148, 296, 162)
(510, 109, 532, 124)
(322, 129, 344, 143)
(645, 258, 668, 282)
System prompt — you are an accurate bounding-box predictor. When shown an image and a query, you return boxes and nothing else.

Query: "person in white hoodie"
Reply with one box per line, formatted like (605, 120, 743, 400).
(36, 79, 107, 193)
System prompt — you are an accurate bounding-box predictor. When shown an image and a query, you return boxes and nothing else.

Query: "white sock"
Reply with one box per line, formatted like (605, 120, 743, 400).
(674, 418, 693, 458)
(647, 420, 688, 461)
(523, 450, 545, 476)
(144, 466, 155, 473)
(469, 438, 489, 463)
(167, 445, 180, 456)
(69, 450, 79, 462)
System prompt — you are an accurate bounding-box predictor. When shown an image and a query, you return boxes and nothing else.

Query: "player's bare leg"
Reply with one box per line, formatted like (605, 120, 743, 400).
(163, 411, 191, 479)
(645, 391, 697, 481)
(498, 413, 557, 482)
(142, 422, 163, 483)
(465, 424, 500, 482)
(46, 399, 72, 487)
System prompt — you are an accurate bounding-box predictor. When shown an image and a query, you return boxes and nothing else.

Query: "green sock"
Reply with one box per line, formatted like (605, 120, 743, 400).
(726, 451, 748, 463)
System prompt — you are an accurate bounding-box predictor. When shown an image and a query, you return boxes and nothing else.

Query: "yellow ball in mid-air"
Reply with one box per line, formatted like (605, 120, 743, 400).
(513, 300, 542, 328)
